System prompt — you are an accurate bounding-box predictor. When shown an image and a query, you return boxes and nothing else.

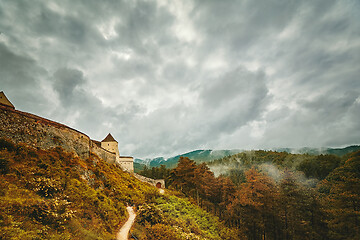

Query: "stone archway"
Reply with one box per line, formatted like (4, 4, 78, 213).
(156, 182, 162, 188)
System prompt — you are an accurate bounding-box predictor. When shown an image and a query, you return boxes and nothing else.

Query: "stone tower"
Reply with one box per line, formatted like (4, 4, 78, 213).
(0, 91, 15, 109)
(101, 133, 134, 172)
(101, 133, 120, 158)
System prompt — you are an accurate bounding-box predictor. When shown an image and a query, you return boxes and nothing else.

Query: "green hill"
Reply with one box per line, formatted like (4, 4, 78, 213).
(135, 149, 243, 171)
(274, 145, 360, 156)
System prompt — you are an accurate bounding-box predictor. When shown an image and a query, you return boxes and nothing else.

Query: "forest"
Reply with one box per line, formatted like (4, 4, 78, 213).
(140, 150, 360, 240)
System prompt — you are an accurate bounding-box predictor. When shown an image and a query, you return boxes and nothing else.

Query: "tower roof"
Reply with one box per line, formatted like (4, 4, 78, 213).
(0, 91, 15, 109)
(101, 133, 117, 143)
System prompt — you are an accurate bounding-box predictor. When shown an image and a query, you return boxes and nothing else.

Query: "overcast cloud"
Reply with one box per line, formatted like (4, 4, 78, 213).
(0, 0, 359, 158)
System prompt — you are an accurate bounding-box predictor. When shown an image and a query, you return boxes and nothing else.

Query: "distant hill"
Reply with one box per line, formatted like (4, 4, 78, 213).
(134, 145, 360, 171)
(135, 149, 243, 170)
(274, 145, 360, 156)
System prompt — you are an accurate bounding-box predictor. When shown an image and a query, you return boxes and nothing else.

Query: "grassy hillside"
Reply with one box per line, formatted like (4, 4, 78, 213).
(0, 138, 237, 240)
(132, 192, 239, 240)
(0, 138, 158, 239)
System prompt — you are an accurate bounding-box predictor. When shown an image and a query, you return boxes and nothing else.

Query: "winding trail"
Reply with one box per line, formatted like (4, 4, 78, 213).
(116, 189, 163, 239)
(116, 206, 136, 240)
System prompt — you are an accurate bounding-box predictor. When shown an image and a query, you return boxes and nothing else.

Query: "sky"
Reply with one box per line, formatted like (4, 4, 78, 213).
(0, 0, 359, 158)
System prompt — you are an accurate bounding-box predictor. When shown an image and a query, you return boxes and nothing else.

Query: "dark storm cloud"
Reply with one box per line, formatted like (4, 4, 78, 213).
(258, 90, 360, 149)
(0, 43, 43, 88)
(200, 68, 267, 108)
(0, 42, 49, 112)
(193, 0, 301, 50)
(115, 0, 175, 55)
(199, 68, 269, 135)
(0, 0, 359, 157)
(53, 68, 85, 104)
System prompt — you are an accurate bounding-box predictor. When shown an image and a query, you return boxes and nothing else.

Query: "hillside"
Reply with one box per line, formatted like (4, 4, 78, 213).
(0, 138, 237, 239)
(0, 138, 157, 239)
(274, 145, 360, 156)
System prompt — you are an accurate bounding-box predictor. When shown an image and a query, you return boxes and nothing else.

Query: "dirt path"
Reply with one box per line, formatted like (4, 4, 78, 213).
(116, 206, 136, 240)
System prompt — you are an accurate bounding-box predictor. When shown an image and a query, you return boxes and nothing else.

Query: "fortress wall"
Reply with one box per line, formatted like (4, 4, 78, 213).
(0, 105, 135, 173)
(90, 140, 116, 164)
(0, 106, 90, 159)
(118, 157, 134, 172)
(133, 173, 165, 189)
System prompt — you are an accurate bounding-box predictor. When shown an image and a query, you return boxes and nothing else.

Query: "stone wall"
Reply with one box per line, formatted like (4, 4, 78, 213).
(0, 105, 135, 174)
(90, 140, 116, 164)
(133, 173, 165, 189)
(0, 106, 90, 159)
(118, 157, 134, 172)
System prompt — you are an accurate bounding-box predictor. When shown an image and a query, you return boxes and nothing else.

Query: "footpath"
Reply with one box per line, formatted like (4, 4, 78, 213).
(116, 206, 136, 240)
(116, 188, 164, 239)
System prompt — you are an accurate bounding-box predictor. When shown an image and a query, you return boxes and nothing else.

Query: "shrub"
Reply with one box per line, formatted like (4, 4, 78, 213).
(0, 158, 9, 174)
(30, 198, 74, 229)
(0, 138, 16, 152)
(137, 204, 164, 225)
(145, 224, 182, 240)
(27, 177, 63, 198)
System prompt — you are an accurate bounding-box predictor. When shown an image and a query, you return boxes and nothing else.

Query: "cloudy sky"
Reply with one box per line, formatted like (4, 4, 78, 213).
(1, 0, 359, 158)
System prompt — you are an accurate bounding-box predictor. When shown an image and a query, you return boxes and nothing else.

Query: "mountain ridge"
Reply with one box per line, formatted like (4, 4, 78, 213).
(134, 145, 360, 171)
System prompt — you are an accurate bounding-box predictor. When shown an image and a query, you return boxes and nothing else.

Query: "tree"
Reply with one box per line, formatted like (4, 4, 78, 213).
(228, 168, 279, 239)
(324, 151, 360, 239)
(278, 171, 324, 240)
(298, 154, 341, 180)
(139, 165, 171, 181)
(218, 176, 236, 220)
(168, 157, 197, 194)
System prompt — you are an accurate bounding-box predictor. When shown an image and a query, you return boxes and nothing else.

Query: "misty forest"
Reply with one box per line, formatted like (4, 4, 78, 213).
(140, 150, 360, 239)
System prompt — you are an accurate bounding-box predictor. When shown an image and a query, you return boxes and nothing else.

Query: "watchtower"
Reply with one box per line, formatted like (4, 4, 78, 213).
(101, 133, 134, 172)
(101, 133, 120, 158)
(0, 91, 15, 109)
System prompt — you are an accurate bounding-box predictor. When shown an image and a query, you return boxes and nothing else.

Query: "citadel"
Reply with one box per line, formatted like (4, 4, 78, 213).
(0, 91, 164, 188)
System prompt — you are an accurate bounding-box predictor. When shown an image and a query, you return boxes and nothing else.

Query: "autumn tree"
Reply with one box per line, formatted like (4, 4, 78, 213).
(217, 176, 236, 219)
(323, 151, 360, 239)
(278, 171, 327, 240)
(194, 162, 218, 209)
(228, 168, 280, 239)
(168, 157, 197, 194)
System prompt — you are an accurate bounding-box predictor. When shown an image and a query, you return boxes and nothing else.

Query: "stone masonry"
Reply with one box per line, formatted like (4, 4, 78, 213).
(0, 92, 164, 187)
